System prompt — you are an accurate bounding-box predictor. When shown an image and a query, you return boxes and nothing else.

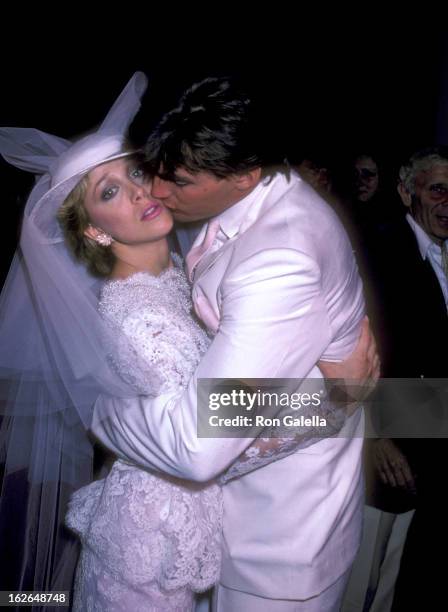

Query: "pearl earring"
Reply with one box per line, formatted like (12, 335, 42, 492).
(95, 232, 113, 247)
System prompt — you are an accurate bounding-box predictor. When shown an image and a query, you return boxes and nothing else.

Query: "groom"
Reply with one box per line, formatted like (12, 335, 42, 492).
(92, 77, 378, 611)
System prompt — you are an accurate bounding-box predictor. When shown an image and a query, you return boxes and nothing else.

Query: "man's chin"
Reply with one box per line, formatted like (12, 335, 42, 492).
(173, 212, 203, 224)
(173, 214, 191, 223)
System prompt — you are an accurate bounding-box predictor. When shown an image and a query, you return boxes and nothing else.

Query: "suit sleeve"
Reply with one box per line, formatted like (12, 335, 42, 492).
(92, 247, 337, 482)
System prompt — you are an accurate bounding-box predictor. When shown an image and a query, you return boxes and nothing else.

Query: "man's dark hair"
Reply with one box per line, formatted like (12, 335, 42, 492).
(145, 76, 286, 179)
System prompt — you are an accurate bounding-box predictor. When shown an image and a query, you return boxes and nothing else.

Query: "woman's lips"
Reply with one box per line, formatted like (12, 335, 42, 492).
(141, 204, 162, 221)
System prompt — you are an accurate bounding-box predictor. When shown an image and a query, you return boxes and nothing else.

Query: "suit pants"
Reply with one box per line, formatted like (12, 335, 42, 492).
(341, 506, 414, 612)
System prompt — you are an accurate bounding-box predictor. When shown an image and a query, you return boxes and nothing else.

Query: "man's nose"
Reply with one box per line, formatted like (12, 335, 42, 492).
(151, 176, 172, 199)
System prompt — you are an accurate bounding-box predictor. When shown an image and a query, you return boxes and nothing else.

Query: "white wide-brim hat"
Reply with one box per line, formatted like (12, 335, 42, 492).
(30, 133, 136, 242)
(0, 72, 148, 243)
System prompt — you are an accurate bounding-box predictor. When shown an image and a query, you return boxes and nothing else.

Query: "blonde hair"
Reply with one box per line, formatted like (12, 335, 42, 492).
(57, 176, 116, 278)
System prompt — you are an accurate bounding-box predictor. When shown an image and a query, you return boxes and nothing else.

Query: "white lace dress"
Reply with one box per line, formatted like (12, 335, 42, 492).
(66, 260, 221, 611)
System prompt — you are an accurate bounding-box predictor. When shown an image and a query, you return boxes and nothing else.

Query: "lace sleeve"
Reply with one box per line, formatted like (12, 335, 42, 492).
(219, 402, 346, 484)
(112, 308, 190, 395)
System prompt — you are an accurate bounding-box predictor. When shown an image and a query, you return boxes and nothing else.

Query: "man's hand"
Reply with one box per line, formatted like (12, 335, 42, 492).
(318, 317, 380, 408)
(373, 438, 416, 493)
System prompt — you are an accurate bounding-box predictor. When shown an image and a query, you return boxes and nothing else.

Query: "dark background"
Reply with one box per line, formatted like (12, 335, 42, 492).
(2, 30, 448, 285)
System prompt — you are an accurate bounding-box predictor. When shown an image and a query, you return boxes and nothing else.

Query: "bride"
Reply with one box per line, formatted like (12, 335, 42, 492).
(59, 151, 223, 610)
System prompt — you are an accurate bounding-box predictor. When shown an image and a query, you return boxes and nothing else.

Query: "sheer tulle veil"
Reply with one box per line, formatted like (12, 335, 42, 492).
(0, 72, 151, 594)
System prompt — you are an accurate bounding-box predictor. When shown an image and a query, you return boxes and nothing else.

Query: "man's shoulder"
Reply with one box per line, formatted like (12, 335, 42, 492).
(222, 185, 355, 289)
(367, 216, 420, 269)
(251, 172, 346, 241)
(267, 171, 335, 210)
(373, 215, 416, 242)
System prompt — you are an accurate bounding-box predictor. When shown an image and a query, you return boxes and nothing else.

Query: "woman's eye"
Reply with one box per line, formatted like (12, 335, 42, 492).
(101, 186, 118, 201)
(129, 167, 145, 183)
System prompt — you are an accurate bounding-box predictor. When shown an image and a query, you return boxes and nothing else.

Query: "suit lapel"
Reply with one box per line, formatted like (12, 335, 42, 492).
(400, 222, 446, 310)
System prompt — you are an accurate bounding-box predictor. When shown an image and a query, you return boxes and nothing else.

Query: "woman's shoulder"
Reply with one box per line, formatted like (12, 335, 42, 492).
(99, 273, 160, 319)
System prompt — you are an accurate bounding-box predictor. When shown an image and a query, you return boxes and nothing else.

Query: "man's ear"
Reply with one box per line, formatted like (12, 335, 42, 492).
(232, 167, 262, 192)
(397, 182, 412, 208)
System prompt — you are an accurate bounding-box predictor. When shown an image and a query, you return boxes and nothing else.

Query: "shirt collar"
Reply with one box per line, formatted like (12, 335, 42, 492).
(215, 174, 277, 239)
(406, 213, 442, 260)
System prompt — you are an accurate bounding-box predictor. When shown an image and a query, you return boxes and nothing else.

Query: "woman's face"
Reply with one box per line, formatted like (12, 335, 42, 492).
(83, 157, 173, 245)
